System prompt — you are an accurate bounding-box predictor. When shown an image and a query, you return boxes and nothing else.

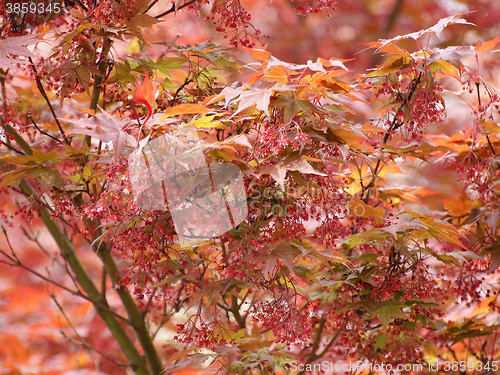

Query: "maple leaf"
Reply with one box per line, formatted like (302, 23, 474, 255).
(67, 108, 136, 157)
(220, 86, 273, 117)
(371, 14, 474, 51)
(427, 45, 477, 67)
(242, 47, 272, 61)
(0, 34, 40, 69)
(161, 104, 209, 118)
(348, 198, 385, 225)
(262, 242, 301, 279)
(260, 153, 327, 190)
(133, 72, 156, 124)
(305, 58, 348, 72)
(211, 133, 253, 151)
(374, 303, 408, 327)
(475, 36, 500, 52)
(266, 56, 348, 72)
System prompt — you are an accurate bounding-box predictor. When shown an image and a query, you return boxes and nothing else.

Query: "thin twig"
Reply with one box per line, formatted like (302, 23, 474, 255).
(142, 286, 158, 318)
(21, 227, 58, 261)
(362, 72, 422, 202)
(145, 0, 159, 12)
(298, 323, 344, 375)
(50, 291, 128, 366)
(1, 227, 130, 324)
(154, 0, 197, 19)
(28, 57, 70, 145)
(27, 113, 62, 143)
(0, 139, 23, 154)
(316, 328, 344, 359)
(171, 74, 195, 106)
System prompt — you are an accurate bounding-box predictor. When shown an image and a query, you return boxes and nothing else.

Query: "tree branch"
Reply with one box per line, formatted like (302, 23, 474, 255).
(18, 179, 152, 375)
(95, 241, 163, 375)
(384, 0, 405, 36)
(86, 37, 113, 147)
(27, 113, 62, 143)
(0, 241, 129, 324)
(298, 319, 343, 375)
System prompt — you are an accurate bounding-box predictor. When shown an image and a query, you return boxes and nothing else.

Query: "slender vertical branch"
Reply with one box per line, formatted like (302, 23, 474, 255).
(0, 69, 11, 147)
(298, 315, 343, 375)
(362, 72, 422, 203)
(90, 37, 113, 112)
(86, 37, 113, 147)
(384, 0, 405, 36)
(475, 81, 496, 155)
(230, 294, 246, 328)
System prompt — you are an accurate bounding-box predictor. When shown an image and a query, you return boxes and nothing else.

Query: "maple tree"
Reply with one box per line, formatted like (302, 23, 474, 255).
(0, 0, 499, 374)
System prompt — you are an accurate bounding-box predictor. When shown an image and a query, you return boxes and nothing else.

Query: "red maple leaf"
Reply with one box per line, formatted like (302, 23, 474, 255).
(133, 71, 156, 125)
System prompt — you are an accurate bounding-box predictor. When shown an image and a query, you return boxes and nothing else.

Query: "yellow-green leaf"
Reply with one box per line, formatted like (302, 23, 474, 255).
(429, 59, 461, 81)
(349, 198, 385, 224)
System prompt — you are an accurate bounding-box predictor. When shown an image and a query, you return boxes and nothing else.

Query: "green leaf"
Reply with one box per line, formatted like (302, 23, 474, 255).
(374, 304, 408, 327)
(374, 333, 390, 351)
(0, 166, 62, 188)
(357, 253, 380, 261)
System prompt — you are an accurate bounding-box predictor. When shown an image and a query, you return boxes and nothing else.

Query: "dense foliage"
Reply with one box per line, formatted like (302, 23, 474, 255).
(0, 1, 499, 374)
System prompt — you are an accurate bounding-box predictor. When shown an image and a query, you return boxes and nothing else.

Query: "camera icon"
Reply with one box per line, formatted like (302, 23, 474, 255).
(128, 126, 248, 247)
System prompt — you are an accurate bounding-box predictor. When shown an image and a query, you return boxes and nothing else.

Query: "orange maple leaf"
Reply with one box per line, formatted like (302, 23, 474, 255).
(133, 71, 156, 124)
